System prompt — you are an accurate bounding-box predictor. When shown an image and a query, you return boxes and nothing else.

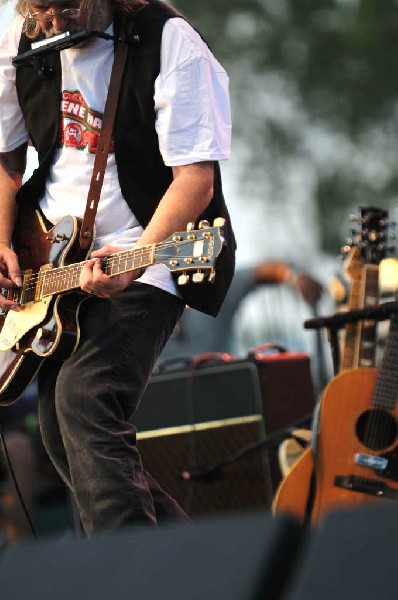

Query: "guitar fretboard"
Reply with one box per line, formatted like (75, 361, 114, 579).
(341, 265, 379, 370)
(41, 245, 154, 297)
(373, 315, 398, 410)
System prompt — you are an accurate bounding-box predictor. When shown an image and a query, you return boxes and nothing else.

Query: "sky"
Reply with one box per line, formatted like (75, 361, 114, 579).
(0, 5, 14, 33)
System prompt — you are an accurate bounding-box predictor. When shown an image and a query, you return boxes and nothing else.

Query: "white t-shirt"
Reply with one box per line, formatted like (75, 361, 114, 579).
(0, 15, 231, 295)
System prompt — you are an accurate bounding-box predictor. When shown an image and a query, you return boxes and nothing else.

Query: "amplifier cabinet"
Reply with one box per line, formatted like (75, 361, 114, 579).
(134, 352, 315, 514)
(252, 349, 316, 432)
(135, 361, 272, 517)
(251, 348, 316, 488)
(137, 415, 271, 517)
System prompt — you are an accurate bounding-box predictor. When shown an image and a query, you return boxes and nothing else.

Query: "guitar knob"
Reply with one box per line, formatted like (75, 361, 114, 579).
(186, 222, 195, 232)
(208, 269, 216, 283)
(198, 220, 210, 229)
(213, 217, 225, 227)
(177, 273, 190, 285)
(192, 271, 205, 283)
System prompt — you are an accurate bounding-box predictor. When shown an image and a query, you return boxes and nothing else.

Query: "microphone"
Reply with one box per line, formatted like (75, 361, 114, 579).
(12, 28, 139, 68)
(13, 30, 111, 68)
(180, 467, 223, 482)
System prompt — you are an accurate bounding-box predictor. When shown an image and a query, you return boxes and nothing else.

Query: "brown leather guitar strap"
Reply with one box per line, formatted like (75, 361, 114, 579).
(79, 20, 134, 250)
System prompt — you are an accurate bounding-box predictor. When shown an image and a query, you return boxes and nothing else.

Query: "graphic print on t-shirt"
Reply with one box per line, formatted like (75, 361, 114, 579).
(60, 89, 114, 154)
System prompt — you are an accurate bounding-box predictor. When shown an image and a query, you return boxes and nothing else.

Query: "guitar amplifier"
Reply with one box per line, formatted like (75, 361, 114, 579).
(249, 344, 316, 488)
(135, 359, 272, 516)
(134, 346, 316, 516)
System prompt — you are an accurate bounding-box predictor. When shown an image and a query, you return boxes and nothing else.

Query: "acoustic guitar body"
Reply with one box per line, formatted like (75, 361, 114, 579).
(272, 447, 314, 524)
(311, 367, 398, 523)
(273, 208, 390, 524)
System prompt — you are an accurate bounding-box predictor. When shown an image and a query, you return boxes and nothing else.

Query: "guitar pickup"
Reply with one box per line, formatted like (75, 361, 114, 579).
(354, 453, 388, 471)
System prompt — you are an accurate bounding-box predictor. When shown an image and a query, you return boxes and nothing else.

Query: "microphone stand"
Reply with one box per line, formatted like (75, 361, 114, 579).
(304, 300, 398, 375)
(180, 412, 314, 482)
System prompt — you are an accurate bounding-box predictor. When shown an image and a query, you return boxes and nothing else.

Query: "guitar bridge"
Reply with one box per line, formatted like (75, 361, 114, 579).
(334, 475, 398, 499)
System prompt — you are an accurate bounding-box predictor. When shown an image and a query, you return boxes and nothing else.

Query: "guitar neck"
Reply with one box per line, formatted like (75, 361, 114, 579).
(373, 314, 398, 410)
(39, 245, 155, 298)
(341, 264, 379, 370)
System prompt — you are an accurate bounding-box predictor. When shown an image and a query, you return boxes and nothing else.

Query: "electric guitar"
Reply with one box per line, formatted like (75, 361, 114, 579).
(0, 206, 225, 406)
(272, 207, 388, 523)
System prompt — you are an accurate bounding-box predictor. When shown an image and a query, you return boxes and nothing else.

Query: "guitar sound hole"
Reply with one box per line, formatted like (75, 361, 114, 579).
(356, 409, 397, 451)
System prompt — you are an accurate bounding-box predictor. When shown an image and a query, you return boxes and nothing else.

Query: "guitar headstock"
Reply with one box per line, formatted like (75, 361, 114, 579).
(343, 207, 392, 267)
(154, 218, 225, 285)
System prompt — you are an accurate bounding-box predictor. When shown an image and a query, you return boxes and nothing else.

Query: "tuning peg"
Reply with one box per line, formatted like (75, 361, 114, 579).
(208, 269, 216, 283)
(213, 217, 225, 227)
(192, 271, 205, 283)
(178, 273, 190, 285)
(186, 222, 195, 232)
(198, 220, 210, 229)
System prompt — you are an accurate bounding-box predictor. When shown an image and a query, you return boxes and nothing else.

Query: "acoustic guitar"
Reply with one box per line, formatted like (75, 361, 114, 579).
(0, 206, 225, 406)
(310, 313, 398, 519)
(272, 207, 388, 523)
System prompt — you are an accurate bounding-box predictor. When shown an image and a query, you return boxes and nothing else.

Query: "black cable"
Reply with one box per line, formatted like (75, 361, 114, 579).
(0, 424, 37, 541)
(182, 359, 201, 515)
(180, 412, 314, 482)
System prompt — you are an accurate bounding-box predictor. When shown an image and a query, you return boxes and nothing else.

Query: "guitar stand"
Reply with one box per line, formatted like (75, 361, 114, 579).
(304, 300, 398, 375)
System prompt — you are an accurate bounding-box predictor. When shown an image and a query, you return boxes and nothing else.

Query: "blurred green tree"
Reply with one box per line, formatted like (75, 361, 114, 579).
(173, 0, 398, 254)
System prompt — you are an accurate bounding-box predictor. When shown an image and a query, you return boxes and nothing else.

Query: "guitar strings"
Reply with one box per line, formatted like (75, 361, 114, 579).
(6, 238, 213, 302)
(353, 317, 398, 487)
(352, 268, 381, 483)
(332, 268, 392, 488)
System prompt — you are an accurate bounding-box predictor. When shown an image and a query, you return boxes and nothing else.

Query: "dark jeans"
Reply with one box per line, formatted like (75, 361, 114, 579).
(37, 282, 188, 534)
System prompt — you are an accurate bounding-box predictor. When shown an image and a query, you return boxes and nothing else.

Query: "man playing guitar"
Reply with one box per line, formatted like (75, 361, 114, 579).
(0, 0, 235, 534)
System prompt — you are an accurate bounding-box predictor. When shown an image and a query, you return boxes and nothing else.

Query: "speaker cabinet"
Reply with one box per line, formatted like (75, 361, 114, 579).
(135, 352, 315, 513)
(252, 350, 316, 488)
(135, 361, 273, 516)
(0, 512, 302, 600)
(137, 415, 271, 516)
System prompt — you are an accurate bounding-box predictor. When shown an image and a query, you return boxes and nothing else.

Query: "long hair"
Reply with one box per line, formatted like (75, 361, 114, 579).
(9, 0, 148, 39)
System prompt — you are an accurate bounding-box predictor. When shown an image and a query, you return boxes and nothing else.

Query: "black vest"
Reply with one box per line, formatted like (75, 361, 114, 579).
(15, 0, 235, 316)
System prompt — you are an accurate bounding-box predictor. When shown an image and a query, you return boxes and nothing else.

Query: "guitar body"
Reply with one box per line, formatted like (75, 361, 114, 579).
(272, 446, 314, 523)
(275, 367, 398, 523)
(0, 207, 90, 405)
(0, 209, 225, 406)
(273, 208, 390, 523)
(311, 367, 398, 522)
